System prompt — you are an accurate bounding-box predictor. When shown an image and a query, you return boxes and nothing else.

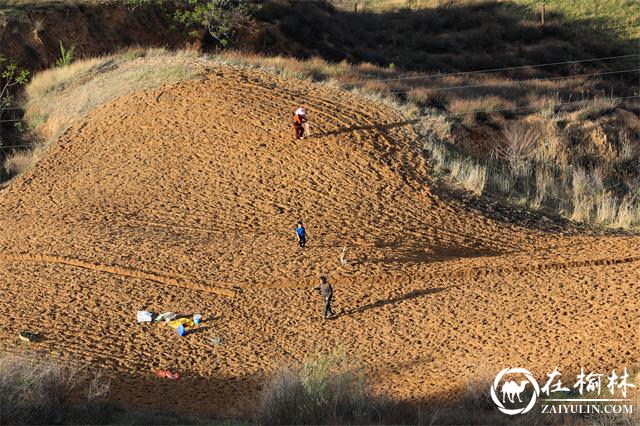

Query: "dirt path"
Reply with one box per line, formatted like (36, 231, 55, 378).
(0, 66, 638, 416)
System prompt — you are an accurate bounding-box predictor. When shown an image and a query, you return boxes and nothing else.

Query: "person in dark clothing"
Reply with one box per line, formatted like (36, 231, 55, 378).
(295, 221, 306, 248)
(313, 275, 334, 320)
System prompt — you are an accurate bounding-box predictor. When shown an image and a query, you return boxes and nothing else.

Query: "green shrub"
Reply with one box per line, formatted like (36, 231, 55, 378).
(125, 0, 257, 46)
(55, 41, 75, 68)
(0, 55, 29, 119)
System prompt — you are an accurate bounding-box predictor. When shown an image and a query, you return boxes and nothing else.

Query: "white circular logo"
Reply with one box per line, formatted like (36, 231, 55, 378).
(490, 368, 540, 415)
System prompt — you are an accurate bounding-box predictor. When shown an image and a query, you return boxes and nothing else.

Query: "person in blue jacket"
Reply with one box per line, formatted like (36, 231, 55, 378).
(295, 221, 306, 248)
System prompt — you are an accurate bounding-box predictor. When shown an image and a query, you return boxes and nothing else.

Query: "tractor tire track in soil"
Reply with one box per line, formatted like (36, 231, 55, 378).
(0, 252, 235, 297)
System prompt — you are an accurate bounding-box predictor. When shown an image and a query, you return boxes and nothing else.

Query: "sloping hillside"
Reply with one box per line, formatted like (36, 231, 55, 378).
(0, 59, 639, 417)
(3, 0, 638, 228)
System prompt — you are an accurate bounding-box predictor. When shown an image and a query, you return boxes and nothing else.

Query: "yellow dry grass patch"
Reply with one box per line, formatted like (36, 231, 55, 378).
(25, 48, 204, 144)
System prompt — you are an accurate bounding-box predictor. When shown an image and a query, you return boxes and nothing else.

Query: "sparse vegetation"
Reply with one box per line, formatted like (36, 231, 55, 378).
(25, 48, 204, 144)
(496, 123, 538, 177)
(0, 55, 30, 140)
(255, 355, 639, 425)
(427, 141, 488, 195)
(336, 0, 640, 41)
(255, 351, 374, 425)
(4, 148, 36, 178)
(55, 41, 75, 68)
(0, 353, 212, 424)
(0, 55, 30, 182)
(0, 355, 110, 425)
(25, 57, 104, 100)
(421, 106, 640, 229)
(123, 0, 257, 45)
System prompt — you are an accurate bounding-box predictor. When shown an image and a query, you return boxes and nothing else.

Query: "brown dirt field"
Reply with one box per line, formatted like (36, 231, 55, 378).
(0, 66, 638, 417)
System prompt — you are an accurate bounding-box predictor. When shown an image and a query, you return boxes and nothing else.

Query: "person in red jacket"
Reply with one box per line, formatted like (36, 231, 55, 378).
(292, 107, 308, 140)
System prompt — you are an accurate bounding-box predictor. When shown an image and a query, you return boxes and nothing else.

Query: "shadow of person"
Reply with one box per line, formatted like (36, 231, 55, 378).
(313, 119, 418, 138)
(336, 286, 448, 319)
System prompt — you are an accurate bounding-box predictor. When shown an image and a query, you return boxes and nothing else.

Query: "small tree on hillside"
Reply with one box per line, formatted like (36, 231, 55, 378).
(176, 0, 254, 45)
(495, 122, 538, 177)
(0, 55, 30, 145)
(124, 0, 256, 46)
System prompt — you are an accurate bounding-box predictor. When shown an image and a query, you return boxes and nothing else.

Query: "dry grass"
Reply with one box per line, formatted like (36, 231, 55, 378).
(462, 105, 640, 228)
(578, 97, 621, 121)
(254, 351, 373, 425)
(0, 355, 110, 425)
(425, 141, 487, 195)
(24, 48, 204, 144)
(449, 95, 517, 115)
(26, 57, 106, 101)
(451, 158, 487, 195)
(215, 51, 397, 85)
(595, 192, 619, 225)
(256, 354, 524, 425)
(586, 391, 640, 426)
(618, 132, 638, 163)
(496, 122, 538, 177)
(534, 117, 568, 164)
(3, 149, 37, 178)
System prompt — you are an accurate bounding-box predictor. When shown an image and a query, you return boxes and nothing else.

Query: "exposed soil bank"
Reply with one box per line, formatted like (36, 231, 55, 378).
(0, 2, 187, 71)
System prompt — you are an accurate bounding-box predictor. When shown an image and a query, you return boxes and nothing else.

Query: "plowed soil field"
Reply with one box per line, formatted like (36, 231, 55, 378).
(1, 66, 638, 416)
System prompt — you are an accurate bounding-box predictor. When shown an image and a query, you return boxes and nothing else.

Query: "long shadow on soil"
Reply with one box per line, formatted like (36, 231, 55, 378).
(107, 363, 565, 425)
(314, 119, 418, 137)
(353, 245, 502, 267)
(108, 368, 262, 422)
(336, 286, 449, 319)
